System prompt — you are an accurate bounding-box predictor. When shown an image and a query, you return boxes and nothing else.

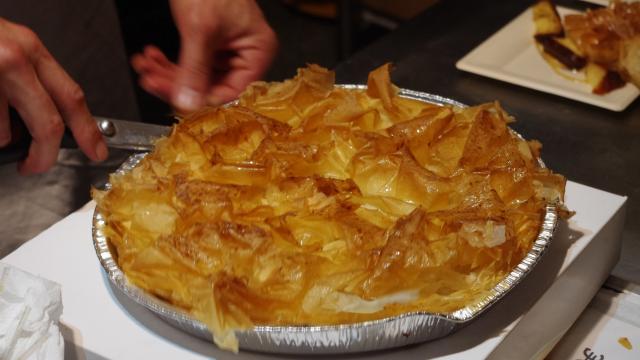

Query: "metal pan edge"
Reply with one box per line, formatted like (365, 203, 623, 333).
(92, 86, 558, 354)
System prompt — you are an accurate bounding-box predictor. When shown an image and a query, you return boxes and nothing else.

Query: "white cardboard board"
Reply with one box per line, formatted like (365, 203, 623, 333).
(548, 284, 640, 359)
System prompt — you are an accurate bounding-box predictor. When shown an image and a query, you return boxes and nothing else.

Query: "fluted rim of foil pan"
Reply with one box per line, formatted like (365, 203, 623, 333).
(93, 87, 558, 354)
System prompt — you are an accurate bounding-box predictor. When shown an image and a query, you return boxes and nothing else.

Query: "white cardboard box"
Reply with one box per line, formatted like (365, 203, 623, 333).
(547, 280, 640, 359)
(0, 181, 627, 360)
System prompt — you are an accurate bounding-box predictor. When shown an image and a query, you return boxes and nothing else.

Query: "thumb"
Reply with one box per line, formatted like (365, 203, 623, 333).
(172, 37, 214, 112)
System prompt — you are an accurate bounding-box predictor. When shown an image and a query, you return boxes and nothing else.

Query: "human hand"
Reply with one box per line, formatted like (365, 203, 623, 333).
(0, 18, 107, 175)
(131, 0, 278, 112)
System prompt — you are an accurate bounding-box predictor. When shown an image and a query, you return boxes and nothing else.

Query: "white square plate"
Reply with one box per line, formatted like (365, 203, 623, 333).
(581, 0, 639, 6)
(455, 6, 640, 111)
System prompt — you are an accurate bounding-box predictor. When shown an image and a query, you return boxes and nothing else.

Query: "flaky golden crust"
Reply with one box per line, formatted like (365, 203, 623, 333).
(93, 64, 567, 351)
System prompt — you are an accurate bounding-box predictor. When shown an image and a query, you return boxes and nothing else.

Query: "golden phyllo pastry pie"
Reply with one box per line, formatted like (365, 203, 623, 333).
(93, 64, 568, 351)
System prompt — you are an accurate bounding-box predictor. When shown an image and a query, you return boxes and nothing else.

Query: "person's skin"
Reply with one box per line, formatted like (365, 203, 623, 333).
(0, 0, 277, 174)
(131, 0, 278, 112)
(0, 18, 108, 175)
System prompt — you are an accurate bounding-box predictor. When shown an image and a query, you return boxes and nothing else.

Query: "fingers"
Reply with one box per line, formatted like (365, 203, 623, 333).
(207, 69, 255, 105)
(172, 33, 216, 112)
(143, 45, 174, 69)
(131, 43, 210, 110)
(135, 0, 279, 112)
(232, 25, 279, 79)
(137, 39, 276, 110)
(139, 73, 174, 101)
(131, 46, 177, 102)
(0, 58, 64, 175)
(206, 32, 278, 105)
(0, 95, 9, 147)
(0, 21, 107, 174)
(32, 47, 108, 163)
(131, 46, 176, 81)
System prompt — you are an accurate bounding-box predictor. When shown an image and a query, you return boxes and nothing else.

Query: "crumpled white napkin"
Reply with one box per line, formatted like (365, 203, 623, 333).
(0, 262, 64, 360)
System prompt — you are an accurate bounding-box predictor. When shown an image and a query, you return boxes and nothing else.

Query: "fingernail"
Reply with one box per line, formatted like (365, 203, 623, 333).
(174, 87, 204, 112)
(95, 140, 108, 161)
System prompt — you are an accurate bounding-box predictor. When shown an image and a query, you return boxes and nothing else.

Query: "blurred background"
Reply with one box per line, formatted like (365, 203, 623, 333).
(115, 0, 438, 124)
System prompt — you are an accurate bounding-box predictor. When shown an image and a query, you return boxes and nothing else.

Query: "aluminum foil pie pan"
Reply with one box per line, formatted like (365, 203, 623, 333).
(93, 87, 558, 354)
